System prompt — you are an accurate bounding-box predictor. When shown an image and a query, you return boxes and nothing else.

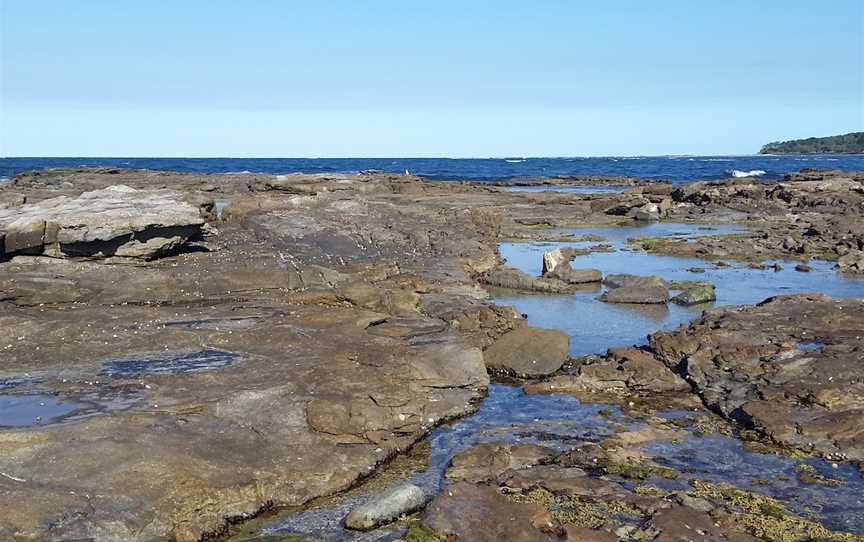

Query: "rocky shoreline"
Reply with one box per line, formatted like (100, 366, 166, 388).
(0, 167, 862, 541)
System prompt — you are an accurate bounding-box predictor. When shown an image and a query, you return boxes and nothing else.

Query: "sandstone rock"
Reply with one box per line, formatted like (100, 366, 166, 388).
(603, 274, 667, 289)
(674, 492, 715, 513)
(524, 347, 688, 400)
(422, 482, 556, 542)
(446, 443, 556, 482)
(0, 186, 204, 260)
(542, 248, 567, 274)
(836, 250, 864, 274)
(344, 484, 426, 530)
(601, 285, 669, 304)
(1, 218, 45, 254)
(0, 272, 96, 305)
(544, 264, 602, 284)
(648, 294, 864, 463)
(0, 192, 25, 209)
(628, 202, 661, 221)
(600, 274, 669, 304)
(483, 326, 570, 377)
(481, 265, 574, 294)
(260, 174, 321, 194)
(671, 283, 716, 305)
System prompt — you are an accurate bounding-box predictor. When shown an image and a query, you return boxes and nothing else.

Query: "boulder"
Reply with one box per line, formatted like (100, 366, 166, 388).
(481, 265, 573, 294)
(524, 347, 689, 399)
(544, 264, 602, 284)
(344, 484, 427, 530)
(601, 274, 669, 304)
(0, 186, 204, 260)
(542, 248, 567, 274)
(671, 284, 716, 305)
(603, 274, 667, 289)
(484, 326, 570, 377)
(601, 285, 669, 304)
(627, 202, 661, 221)
(836, 250, 864, 274)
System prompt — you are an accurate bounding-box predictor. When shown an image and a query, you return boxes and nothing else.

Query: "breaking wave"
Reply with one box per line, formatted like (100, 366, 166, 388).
(729, 169, 767, 178)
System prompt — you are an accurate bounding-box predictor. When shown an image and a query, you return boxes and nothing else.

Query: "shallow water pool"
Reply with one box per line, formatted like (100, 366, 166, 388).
(495, 223, 864, 356)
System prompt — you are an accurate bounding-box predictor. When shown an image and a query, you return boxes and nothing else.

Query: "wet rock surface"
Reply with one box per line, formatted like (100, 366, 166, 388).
(649, 294, 864, 465)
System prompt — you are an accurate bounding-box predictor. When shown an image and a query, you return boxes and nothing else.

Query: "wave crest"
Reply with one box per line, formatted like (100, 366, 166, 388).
(729, 169, 766, 178)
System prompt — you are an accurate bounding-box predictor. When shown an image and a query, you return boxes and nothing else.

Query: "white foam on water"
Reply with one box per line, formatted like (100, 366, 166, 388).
(729, 169, 767, 178)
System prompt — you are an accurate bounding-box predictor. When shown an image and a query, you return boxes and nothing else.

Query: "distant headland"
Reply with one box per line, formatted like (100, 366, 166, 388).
(760, 132, 864, 154)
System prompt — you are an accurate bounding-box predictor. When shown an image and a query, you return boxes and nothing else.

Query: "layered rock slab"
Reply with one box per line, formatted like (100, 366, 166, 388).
(0, 185, 204, 259)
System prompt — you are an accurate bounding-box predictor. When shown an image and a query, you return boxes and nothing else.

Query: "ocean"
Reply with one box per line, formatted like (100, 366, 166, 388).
(1, 155, 863, 185)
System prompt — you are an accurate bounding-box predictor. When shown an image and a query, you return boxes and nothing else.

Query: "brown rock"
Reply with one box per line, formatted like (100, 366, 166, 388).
(484, 326, 570, 377)
(422, 482, 557, 542)
(446, 443, 556, 482)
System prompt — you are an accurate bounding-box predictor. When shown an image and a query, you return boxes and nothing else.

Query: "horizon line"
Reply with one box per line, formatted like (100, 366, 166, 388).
(0, 153, 814, 160)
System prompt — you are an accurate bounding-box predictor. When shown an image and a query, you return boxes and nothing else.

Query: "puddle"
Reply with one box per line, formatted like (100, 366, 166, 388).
(100, 349, 241, 378)
(506, 185, 627, 194)
(0, 394, 88, 428)
(0, 386, 140, 428)
(495, 223, 864, 356)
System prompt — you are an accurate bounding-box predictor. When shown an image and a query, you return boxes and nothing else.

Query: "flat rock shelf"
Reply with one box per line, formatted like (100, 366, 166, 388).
(0, 167, 862, 542)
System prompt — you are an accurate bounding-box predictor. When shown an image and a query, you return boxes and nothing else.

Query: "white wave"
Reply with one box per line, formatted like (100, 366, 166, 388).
(504, 159, 526, 163)
(225, 170, 254, 175)
(729, 169, 766, 178)
(700, 158, 734, 162)
(0, 176, 9, 184)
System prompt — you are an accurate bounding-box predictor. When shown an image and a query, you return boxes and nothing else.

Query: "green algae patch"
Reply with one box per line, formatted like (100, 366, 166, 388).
(690, 481, 863, 542)
(508, 488, 606, 528)
(690, 414, 734, 437)
(507, 488, 645, 529)
(794, 464, 842, 487)
(405, 524, 447, 542)
(604, 460, 678, 481)
(633, 485, 670, 498)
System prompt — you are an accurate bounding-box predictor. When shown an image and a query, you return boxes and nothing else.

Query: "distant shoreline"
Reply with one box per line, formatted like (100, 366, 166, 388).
(760, 132, 864, 154)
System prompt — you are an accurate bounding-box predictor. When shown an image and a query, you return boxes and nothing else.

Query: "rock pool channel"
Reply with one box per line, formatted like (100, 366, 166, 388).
(229, 223, 864, 542)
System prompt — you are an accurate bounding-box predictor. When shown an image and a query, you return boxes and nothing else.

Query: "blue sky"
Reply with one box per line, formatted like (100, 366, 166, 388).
(1, 1, 862, 157)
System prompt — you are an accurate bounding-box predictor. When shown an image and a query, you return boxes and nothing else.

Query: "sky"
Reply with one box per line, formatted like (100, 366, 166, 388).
(1, 0, 862, 157)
